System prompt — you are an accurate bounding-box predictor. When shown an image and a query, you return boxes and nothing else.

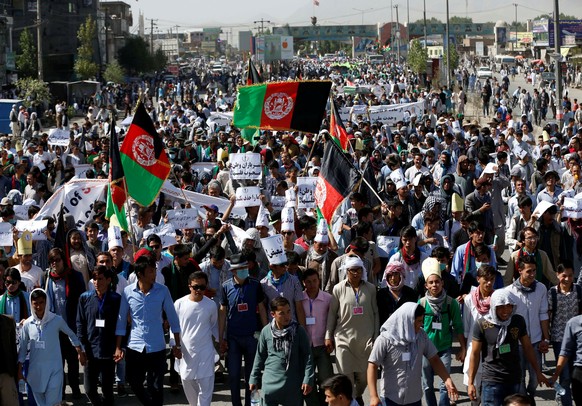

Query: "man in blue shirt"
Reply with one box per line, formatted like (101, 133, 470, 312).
(114, 253, 182, 406)
(218, 253, 267, 406)
(76, 266, 121, 405)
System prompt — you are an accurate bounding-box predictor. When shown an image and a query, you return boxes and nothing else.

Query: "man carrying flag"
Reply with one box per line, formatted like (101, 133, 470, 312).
(119, 102, 171, 207)
(246, 58, 263, 86)
(106, 119, 129, 231)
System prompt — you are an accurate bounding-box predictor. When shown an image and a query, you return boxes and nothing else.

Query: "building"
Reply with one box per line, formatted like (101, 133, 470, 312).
(98, 1, 133, 67)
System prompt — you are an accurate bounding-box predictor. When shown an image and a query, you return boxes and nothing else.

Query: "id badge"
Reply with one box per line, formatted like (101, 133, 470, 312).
(95, 319, 105, 328)
(432, 322, 442, 330)
(237, 303, 249, 312)
(306, 317, 316, 325)
(402, 352, 411, 361)
(35, 341, 45, 349)
(353, 306, 364, 315)
(499, 344, 511, 354)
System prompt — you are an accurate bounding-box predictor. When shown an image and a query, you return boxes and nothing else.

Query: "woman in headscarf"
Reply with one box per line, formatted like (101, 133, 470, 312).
(467, 289, 550, 406)
(17, 289, 86, 406)
(433, 173, 462, 220)
(462, 265, 497, 406)
(249, 296, 314, 406)
(376, 262, 418, 325)
(368, 302, 459, 406)
(387, 226, 429, 289)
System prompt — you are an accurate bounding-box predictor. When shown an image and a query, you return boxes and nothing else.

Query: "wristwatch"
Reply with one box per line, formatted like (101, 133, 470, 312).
(174, 345, 182, 349)
(542, 339, 550, 343)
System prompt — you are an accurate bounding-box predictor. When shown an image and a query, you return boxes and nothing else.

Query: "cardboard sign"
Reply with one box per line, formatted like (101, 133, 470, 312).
(230, 153, 262, 180)
(15, 220, 48, 241)
(297, 177, 317, 209)
(0, 222, 13, 246)
(235, 186, 261, 208)
(47, 128, 71, 146)
(13, 205, 31, 220)
(562, 197, 582, 219)
(143, 223, 177, 249)
(74, 164, 93, 179)
(165, 208, 200, 230)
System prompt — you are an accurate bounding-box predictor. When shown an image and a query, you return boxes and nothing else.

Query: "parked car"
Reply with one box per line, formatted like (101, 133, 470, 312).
(477, 66, 493, 79)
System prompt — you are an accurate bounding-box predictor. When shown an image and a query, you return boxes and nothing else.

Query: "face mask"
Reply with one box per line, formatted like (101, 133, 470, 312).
(8, 218, 16, 225)
(169, 153, 176, 160)
(237, 268, 249, 280)
(97, 223, 103, 231)
(475, 261, 488, 269)
(439, 263, 447, 272)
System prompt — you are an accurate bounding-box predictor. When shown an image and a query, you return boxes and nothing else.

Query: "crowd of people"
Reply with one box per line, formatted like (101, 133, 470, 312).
(1, 54, 582, 406)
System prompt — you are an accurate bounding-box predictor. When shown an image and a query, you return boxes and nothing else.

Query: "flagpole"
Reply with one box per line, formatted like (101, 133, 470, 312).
(121, 181, 138, 257)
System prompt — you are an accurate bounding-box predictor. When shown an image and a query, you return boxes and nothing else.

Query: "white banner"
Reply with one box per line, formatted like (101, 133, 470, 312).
(0, 223, 13, 246)
(376, 236, 400, 258)
(13, 205, 31, 220)
(143, 223, 177, 249)
(165, 208, 200, 230)
(191, 162, 217, 178)
(16, 220, 48, 241)
(207, 112, 233, 128)
(297, 177, 317, 209)
(34, 179, 107, 229)
(562, 197, 582, 219)
(47, 128, 71, 146)
(235, 186, 261, 208)
(271, 196, 285, 211)
(230, 153, 262, 180)
(338, 101, 424, 125)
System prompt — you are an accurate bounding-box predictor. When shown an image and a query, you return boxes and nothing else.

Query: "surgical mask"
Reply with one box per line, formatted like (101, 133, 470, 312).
(237, 268, 249, 280)
(8, 218, 16, 225)
(475, 261, 488, 269)
(439, 263, 447, 272)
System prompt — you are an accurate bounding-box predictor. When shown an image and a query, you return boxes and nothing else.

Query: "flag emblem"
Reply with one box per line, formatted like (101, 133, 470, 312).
(131, 135, 157, 167)
(264, 92, 294, 120)
(315, 177, 327, 203)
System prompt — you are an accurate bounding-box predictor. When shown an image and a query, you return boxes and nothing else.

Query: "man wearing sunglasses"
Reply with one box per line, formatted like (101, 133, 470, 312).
(174, 271, 217, 406)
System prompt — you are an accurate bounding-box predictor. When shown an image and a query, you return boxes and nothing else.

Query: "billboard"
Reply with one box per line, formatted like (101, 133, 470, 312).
(408, 23, 494, 36)
(256, 35, 294, 62)
(549, 20, 582, 47)
(273, 25, 377, 41)
(239, 31, 252, 52)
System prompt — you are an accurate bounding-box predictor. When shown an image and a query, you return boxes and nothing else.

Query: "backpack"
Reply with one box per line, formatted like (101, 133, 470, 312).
(549, 284, 582, 324)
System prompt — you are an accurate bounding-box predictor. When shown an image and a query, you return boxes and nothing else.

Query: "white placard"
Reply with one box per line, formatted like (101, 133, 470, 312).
(235, 186, 261, 208)
(13, 205, 31, 220)
(261, 234, 287, 265)
(74, 164, 93, 179)
(285, 188, 297, 208)
(562, 197, 582, 219)
(165, 208, 200, 230)
(47, 128, 71, 146)
(0, 222, 13, 246)
(230, 153, 262, 180)
(143, 223, 177, 249)
(297, 177, 317, 209)
(270, 196, 286, 211)
(376, 236, 400, 258)
(191, 162, 217, 178)
(15, 220, 48, 241)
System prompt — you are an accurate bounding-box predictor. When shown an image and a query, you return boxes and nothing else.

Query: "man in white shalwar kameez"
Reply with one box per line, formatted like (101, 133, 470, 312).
(174, 271, 218, 406)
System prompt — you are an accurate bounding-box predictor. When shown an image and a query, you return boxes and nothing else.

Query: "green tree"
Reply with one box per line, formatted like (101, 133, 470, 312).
(74, 16, 99, 79)
(412, 17, 442, 25)
(444, 45, 459, 72)
(118, 36, 152, 75)
(103, 59, 125, 84)
(16, 78, 51, 108)
(16, 29, 37, 79)
(449, 16, 473, 24)
(151, 48, 167, 72)
(407, 39, 428, 75)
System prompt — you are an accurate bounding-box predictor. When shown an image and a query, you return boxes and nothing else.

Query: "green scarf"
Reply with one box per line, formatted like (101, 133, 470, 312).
(0, 290, 29, 321)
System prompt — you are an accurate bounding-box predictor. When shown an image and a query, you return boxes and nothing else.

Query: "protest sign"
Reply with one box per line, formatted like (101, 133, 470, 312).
(562, 197, 582, 219)
(74, 164, 93, 179)
(165, 208, 200, 230)
(143, 223, 177, 248)
(230, 153, 262, 180)
(15, 220, 48, 241)
(235, 186, 261, 208)
(285, 188, 297, 208)
(261, 235, 287, 265)
(297, 177, 317, 209)
(270, 196, 286, 211)
(376, 236, 400, 258)
(47, 128, 71, 146)
(13, 205, 31, 220)
(191, 162, 216, 178)
(0, 223, 13, 246)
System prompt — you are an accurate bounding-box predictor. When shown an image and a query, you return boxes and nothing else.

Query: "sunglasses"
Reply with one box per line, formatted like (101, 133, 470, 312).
(190, 285, 206, 291)
(282, 231, 294, 236)
(149, 245, 161, 250)
(49, 258, 62, 263)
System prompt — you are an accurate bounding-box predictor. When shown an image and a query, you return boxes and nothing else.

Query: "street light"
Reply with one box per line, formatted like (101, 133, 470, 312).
(352, 7, 374, 25)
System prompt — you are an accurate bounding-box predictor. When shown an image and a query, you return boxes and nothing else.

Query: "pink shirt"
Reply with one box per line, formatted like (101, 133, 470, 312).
(301, 290, 332, 347)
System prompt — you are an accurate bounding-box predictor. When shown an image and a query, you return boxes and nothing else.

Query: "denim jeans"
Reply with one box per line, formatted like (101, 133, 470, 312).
(519, 343, 542, 398)
(553, 341, 573, 406)
(422, 348, 451, 406)
(481, 381, 521, 406)
(227, 334, 258, 406)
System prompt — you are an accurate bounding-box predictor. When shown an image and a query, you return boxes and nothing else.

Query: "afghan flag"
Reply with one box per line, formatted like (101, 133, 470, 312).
(247, 59, 263, 85)
(106, 122, 129, 231)
(234, 81, 331, 134)
(315, 137, 360, 223)
(329, 99, 350, 151)
(120, 102, 171, 207)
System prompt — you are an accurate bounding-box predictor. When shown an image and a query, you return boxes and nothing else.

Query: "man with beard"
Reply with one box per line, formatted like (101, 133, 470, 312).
(303, 223, 338, 291)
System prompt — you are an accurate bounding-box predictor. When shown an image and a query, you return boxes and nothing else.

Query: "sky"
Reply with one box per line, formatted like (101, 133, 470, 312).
(120, 0, 581, 43)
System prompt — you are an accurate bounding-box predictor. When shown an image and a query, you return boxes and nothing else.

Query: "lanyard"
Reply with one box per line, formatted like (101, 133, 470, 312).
(97, 292, 107, 318)
(353, 289, 360, 306)
(235, 284, 247, 304)
(36, 322, 42, 341)
(309, 299, 314, 316)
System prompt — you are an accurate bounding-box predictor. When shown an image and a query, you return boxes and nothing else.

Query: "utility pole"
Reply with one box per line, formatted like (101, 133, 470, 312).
(513, 3, 518, 52)
(390, 0, 394, 56)
(36, 0, 42, 80)
(554, 0, 563, 124)
(253, 19, 271, 35)
(394, 5, 400, 62)
(445, 0, 450, 88)
(423, 0, 427, 49)
(147, 18, 158, 53)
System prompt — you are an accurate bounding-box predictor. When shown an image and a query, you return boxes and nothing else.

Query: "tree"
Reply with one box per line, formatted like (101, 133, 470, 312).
(16, 78, 51, 108)
(412, 17, 442, 25)
(74, 16, 99, 79)
(151, 48, 167, 72)
(407, 39, 428, 75)
(444, 45, 459, 72)
(118, 36, 152, 75)
(449, 16, 473, 24)
(16, 29, 37, 79)
(103, 59, 125, 84)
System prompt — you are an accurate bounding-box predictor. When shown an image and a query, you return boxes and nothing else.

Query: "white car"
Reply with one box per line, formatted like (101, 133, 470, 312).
(477, 66, 493, 79)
